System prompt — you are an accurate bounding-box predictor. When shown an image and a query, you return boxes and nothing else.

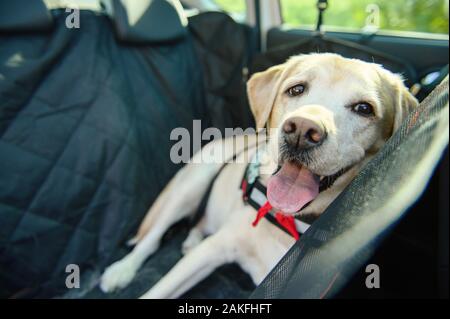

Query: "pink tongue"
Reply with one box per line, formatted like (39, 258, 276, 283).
(267, 162, 320, 214)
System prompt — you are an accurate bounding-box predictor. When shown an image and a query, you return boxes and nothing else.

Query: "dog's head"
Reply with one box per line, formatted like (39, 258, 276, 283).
(247, 53, 418, 214)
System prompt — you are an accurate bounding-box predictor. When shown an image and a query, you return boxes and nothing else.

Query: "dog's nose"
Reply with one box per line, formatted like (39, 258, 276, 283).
(282, 117, 326, 149)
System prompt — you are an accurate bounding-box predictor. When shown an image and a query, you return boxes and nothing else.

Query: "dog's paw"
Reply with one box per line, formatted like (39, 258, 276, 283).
(100, 257, 137, 293)
(181, 228, 203, 255)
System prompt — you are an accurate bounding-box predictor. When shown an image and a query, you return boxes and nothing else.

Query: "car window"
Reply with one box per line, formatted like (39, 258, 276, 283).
(183, 0, 246, 20)
(281, 0, 449, 35)
(213, 0, 246, 20)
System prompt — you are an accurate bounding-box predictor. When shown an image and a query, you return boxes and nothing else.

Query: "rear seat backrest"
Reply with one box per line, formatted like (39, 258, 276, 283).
(0, 0, 53, 32)
(0, 0, 187, 44)
(109, 0, 188, 43)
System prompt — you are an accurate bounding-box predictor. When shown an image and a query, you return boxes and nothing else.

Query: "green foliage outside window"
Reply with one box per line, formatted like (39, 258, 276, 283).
(213, 0, 449, 35)
(281, 0, 449, 34)
(214, 0, 246, 14)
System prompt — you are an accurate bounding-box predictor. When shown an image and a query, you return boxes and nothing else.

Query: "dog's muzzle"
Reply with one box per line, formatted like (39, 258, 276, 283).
(282, 116, 327, 150)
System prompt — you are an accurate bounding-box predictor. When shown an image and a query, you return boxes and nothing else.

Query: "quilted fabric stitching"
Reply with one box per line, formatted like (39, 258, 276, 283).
(6, 73, 104, 257)
(0, 26, 75, 139)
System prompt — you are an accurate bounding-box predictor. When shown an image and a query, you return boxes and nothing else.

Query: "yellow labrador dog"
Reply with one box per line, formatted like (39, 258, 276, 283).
(100, 53, 418, 298)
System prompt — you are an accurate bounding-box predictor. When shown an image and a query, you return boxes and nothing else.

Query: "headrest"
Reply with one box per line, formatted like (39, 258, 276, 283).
(0, 0, 53, 32)
(110, 0, 188, 43)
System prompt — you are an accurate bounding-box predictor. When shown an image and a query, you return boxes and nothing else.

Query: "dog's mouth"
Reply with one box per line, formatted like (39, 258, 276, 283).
(267, 160, 320, 214)
(267, 147, 351, 215)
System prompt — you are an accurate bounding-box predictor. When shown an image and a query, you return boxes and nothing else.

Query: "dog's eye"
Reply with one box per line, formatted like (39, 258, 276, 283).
(351, 102, 374, 117)
(286, 84, 306, 97)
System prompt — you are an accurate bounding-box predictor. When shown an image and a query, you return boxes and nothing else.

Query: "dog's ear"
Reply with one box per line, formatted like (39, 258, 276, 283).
(378, 67, 419, 134)
(247, 64, 286, 129)
(393, 84, 419, 132)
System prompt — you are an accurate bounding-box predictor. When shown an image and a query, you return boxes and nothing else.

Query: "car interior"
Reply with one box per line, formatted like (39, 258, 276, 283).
(0, 0, 448, 299)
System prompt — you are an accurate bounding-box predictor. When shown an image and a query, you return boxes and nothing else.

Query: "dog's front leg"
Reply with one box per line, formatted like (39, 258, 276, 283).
(140, 230, 235, 299)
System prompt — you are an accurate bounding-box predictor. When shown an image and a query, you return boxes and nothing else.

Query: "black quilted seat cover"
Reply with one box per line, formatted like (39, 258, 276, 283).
(0, 10, 254, 298)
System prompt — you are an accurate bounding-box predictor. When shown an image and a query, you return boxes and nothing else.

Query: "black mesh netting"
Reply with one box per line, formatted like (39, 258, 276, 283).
(250, 76, 449, 299)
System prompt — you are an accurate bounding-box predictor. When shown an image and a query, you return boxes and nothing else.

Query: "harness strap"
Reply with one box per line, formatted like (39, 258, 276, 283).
(252, 201, 272, 227)
(189, 144, 256, 227)
(251, 200, 300, 240)
(275, 213, 299, 240)
(191, 143, 347, 240)
(240, 158, 352, 239)
(242, 176, 305, 239)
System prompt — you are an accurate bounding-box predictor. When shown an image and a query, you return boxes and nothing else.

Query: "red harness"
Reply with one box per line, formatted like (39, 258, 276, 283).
(240, 151, 350, 240)
(241, 167, 302, 240)
(191, 146, 346, 240)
